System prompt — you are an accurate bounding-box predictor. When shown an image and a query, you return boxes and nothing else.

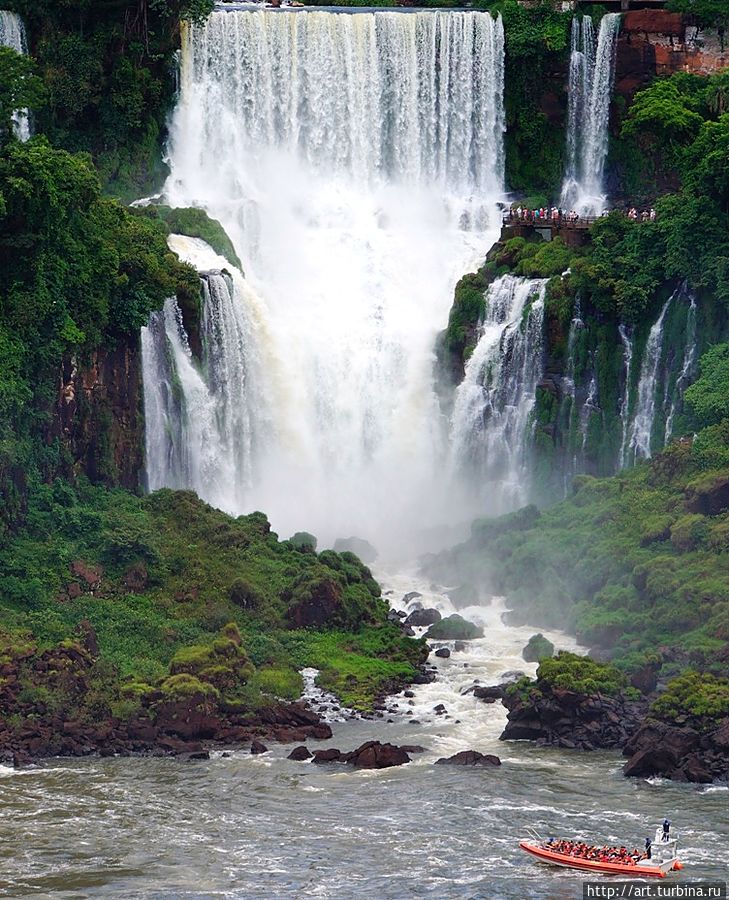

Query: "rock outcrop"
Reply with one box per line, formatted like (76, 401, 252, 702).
(435, 750, 501, 767)
(307, 741, 411, 769)
(623, 718, 729, 783)
(500, 684, 646, 751)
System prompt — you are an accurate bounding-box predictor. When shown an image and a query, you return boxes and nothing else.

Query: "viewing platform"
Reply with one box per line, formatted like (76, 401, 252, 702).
(501, 214, 599, 249)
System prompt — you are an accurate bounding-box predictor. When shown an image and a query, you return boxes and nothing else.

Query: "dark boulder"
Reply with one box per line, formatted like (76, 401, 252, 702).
(473, 685, 504, 704)
(622, 718, 729, 782)
(405, 607, 442, 627)
(250, 739, 268, 754)
(287, 745, 312, 761)
(400, 745, 426, 753)
(312, 748, 343, 763)
(435, 750, 501, 767)
(402, 591, 423, 605)
(345, 741, 410, 768)
(434, 647, 451, 659)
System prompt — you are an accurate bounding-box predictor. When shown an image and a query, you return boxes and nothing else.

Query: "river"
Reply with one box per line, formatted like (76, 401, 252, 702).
(1, 571, 727, 899)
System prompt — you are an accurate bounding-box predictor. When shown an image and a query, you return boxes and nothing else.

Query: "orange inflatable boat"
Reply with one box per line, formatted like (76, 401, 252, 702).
(520, 824, 682, 878)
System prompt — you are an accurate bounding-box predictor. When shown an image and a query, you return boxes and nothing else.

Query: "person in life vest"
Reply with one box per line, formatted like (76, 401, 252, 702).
(644, 838, 652, 859)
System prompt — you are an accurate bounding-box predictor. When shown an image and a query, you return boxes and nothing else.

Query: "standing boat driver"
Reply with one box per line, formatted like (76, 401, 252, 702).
(644, 838, 652, 860)
(662, 819, 671, 841)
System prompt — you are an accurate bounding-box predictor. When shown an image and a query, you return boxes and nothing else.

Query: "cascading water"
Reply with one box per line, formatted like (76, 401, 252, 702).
(617, 324, 634, 469)
(626, 294, 673, 462)
(160, 8, 506, 551)
(664, 294, 697, 444)
(560, 13, 621, 215)
(579, 366, 599, 451)
(448, 275, 547, 512)
(142, 235, 270, 514)
(0, 10, 30, 140)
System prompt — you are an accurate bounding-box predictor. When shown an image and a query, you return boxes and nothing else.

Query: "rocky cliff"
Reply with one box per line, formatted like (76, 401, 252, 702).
(51, 343, 145, 491)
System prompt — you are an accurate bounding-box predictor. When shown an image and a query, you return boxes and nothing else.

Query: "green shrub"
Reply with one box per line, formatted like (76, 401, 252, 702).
(536, 652, 629, 697)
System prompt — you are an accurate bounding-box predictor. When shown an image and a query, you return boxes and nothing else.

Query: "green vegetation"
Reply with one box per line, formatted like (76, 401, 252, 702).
(497, 2, 571, 195)
(0, 484, 426, 713)
(536, 652, 630, 697)
(4, 0, 213, 197)
(139, 206, 243, 270)
(425, 614, 484, 640)
(522, 632, 554, 662)
(650, 671, 729, 724)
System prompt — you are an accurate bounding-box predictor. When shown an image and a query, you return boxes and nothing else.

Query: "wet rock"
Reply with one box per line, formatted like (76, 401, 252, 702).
(630, 660, 661, 695)
(426, 614, 483, 641)
(400, 745, 427, 754)
(288, 746, 312, 761)
(312, 748, 343, 763)
(250, 740, 268, 754)
(183, 750, 210, 761)
(453, 641, 467, 652)
(500, 670, 525, 682)
(402, 591, 423, 605)
(501, 681, 647, 751)
(435, 750, 501, 767)
(473, 685, 504, 704)
(405, 608, 442, 627)
(403, 690, 415, 698)
(70, 560, 103, 590)
(434, 647, 450, 659)
(622, 718, 729, 782)
(433, 704, 447, 715)
(345, 740, 410, 769)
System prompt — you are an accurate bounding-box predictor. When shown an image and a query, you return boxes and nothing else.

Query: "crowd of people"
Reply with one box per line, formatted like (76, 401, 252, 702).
(543, 838, 648, 866)
(505, 206, 657, 225)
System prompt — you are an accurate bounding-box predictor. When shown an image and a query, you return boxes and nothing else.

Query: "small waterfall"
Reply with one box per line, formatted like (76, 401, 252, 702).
(627, 294, 673, 462)
(664, 294, 698, 444)
(0, 10, 30, 140)
(579, 366, 599, 451)
(560, 13, 621, 215)
(449, 275, 547, 512)
(617, 324, 633, 469)
(142, 236, 266, 514)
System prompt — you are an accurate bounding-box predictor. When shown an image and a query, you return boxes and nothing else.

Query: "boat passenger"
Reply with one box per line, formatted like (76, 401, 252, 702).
(662, 819, 671, 841)
(644, 838, 652, 859)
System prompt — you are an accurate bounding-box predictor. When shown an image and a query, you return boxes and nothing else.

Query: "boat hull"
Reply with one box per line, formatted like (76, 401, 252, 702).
(519, 841, 676, 878)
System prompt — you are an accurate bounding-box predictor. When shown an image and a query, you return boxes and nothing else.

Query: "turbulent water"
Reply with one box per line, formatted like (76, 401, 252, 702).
(3, 571, 728, 899)
(448, 275, 546, 511)
(0, 9, 30, 140)
(560, 14, 621, 215)
(161, 7, 505, 551)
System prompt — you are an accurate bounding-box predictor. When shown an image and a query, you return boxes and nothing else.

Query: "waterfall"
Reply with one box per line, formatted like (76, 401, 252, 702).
(560, 13, 621, 216)
(0, 10, 30, 140)
(617, 324, 634, 469)
(159, 8, 506, 550)
(448, 275, 547, 512)
(664, 293, 698, 444)
(627, 294, 673, 462)
(579, 366, 599, 451)
(142, 236, 270, 513)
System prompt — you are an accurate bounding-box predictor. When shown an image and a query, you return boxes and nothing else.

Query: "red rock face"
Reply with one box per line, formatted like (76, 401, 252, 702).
(616, 14, 728, 101)
(51, 343, 144, 490)
(622, 10, 684, 37)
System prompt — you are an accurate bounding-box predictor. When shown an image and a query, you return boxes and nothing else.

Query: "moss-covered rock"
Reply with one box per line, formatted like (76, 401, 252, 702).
(522, 633, 555, 663)
(425, 614, 483, 641)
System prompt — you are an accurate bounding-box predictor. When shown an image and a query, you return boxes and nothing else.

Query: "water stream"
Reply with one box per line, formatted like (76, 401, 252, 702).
(0, 9, 31, 140)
